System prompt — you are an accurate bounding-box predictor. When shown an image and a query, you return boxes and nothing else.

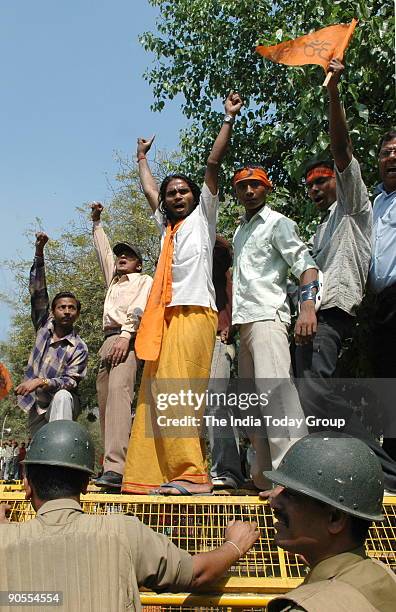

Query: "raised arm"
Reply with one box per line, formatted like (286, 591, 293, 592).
(91, 202, 116, 288)
(30, 232, 50, 331)
(137, 136, 160, 212)
(327, 59, 352, 172)
(205, 92, 243, 195)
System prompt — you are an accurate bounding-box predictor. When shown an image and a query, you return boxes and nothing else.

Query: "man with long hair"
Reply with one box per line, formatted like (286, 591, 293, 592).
(122, 92, 243, 495)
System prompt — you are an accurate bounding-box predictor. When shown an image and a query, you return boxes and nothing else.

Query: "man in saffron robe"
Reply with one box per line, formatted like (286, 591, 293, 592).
(122, 92, 243, 495)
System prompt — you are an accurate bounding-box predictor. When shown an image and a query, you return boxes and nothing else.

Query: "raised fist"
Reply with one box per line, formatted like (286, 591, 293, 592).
(91, 201, 104, 222)
(35, 232, 49, 254)
(137, 135, 155, 159)
(225, 91, 243, 117)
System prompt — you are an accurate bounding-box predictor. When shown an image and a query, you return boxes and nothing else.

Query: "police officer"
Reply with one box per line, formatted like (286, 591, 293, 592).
(0, 421, 259, 612)
(263, 433, 396, 611)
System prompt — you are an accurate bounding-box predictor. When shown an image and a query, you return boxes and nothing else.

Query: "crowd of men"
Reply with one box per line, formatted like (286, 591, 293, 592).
(11, 59, 396, 497)
(1, 55, 396, 611)
(0, 440, 27, 481)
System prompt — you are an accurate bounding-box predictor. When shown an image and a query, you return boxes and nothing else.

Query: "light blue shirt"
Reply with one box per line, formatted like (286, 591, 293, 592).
(369, 184, 396, 293)
(232, 205, 317, 325)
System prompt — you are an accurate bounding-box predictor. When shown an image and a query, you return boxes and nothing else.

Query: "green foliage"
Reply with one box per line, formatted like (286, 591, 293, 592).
(141, 0, 394, 376)
(142, 0, 394, 219)
(0, 166, 159, 440)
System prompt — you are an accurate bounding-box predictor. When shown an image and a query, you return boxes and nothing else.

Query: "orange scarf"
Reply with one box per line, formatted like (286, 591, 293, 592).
(135, 220, 183, 361)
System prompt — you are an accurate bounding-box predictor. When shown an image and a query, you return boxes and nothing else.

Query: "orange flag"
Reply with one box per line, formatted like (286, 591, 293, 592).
(0, 363, 13, 400)
(256, 19, 358, 72)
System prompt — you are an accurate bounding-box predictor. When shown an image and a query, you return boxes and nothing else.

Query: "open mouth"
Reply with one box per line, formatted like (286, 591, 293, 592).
(386, 166, 396, 175)
(174, 203, 185, 211)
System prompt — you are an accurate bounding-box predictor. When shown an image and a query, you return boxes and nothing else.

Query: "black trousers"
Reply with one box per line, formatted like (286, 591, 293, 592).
(370, 284, 396, 460)
(295, 307, 396, 492)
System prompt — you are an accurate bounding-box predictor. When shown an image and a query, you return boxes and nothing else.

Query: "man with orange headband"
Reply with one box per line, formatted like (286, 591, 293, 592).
(232, 163, 318, 482)
(295, 59, 396, 492)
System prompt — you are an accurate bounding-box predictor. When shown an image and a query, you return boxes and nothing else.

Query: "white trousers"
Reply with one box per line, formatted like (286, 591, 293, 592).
(28, 390, 75, 437)
(48, 389, 74, 421)
(238, 318, 308, 486)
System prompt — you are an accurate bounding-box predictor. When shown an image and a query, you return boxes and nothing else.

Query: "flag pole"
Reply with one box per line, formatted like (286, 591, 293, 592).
(322, 72, 333, 87)
(322, 18, 357, 87)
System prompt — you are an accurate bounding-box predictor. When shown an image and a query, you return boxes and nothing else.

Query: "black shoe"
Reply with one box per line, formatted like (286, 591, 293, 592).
(94, 471, 122, 488)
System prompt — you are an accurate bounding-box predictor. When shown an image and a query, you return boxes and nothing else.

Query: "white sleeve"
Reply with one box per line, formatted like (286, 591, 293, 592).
(199, 182, 220, 227)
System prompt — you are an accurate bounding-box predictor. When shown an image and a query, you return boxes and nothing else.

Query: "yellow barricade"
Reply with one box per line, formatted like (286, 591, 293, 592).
(1, 491, 395, 610)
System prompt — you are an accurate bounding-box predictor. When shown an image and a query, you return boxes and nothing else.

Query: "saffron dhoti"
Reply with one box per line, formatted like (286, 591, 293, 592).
(122, 305, 217, 493)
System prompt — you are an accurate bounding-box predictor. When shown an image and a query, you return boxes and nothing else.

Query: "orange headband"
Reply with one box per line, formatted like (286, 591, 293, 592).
(233, 167, 273, 190)
(306, 167, 335, 183)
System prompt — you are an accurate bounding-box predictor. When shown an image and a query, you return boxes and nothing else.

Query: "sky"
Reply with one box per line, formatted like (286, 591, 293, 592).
(0, 1, 187, 340)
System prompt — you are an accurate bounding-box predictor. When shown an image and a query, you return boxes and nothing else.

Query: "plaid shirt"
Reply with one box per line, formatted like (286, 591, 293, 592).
(18, 256, 88, 413)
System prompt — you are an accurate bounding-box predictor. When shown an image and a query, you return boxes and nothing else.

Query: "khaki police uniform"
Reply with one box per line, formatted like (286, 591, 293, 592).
(268, 548, 396, 612)
(0, 499, 193, 612)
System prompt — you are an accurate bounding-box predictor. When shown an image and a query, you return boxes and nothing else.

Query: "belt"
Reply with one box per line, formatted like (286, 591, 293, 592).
(104, 328, 122, 338)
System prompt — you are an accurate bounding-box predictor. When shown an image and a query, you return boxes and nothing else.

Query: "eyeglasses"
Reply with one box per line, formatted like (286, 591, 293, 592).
(379, 146, 396, 159)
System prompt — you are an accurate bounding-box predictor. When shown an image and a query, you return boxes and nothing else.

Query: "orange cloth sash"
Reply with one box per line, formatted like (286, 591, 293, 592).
(233, 167, 273, 189)
(135, 220, 183, 361)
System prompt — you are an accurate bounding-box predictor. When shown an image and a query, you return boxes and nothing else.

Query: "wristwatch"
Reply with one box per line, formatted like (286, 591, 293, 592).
(40, 378, 50, 387)
(223, 114, 235, 125)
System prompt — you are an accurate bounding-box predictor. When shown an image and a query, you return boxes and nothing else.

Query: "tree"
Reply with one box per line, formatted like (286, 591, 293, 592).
(140, 0, 394, 376)
(141, 0, 394, 229)
(0, 164, 160, 444)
